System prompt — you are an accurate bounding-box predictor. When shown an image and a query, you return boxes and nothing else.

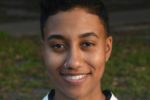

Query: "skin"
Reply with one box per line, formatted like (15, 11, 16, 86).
(42, 8, 112, 100)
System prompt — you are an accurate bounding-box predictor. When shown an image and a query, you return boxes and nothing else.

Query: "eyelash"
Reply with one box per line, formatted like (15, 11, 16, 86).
(49, 41, 95, 52)
(51, 44, 65, 49)
(81, 42, 95, 47)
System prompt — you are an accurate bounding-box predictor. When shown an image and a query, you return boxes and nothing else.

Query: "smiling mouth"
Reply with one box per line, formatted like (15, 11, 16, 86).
(61, 73, 90, 85)
(64, 74, 87, 80)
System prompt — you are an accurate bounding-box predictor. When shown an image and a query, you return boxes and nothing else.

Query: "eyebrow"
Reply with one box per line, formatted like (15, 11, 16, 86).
(47, 34, 65, 41)
(47, 32, 99, 41)
(79, 32, 99, 39)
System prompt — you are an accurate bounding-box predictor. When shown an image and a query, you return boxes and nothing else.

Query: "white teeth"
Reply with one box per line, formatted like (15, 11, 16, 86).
(65, 75, 86, 80)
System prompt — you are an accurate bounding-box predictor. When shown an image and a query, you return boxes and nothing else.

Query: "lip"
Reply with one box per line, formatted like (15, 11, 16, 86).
(61, 73, 90, 85)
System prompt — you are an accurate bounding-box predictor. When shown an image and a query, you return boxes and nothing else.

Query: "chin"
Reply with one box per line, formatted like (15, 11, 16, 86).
(65, 90, 86, 99)
(58, 86, 88, 99)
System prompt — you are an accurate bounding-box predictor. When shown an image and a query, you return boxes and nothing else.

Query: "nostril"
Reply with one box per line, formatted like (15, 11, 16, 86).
(64, 48, 82, 69)
(63, 62, 74, 70)
(64, 58, 81, 70)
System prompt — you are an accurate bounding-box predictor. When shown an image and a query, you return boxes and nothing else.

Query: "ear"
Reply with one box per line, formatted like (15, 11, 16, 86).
(105, 36, 113, 62)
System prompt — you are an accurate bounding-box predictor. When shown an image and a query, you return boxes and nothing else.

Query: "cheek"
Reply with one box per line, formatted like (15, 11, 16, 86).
(89, 47, 106, 67)
(87, 47, 106, 78)
(43, 49, 66, 71)
(43, 49, 66, 84)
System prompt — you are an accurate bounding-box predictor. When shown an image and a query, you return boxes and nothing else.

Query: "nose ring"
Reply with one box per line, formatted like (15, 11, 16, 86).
(64, 63, 68, 69)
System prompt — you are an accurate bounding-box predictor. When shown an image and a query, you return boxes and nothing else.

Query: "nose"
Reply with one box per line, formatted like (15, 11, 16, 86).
(65, 47, 82, 70)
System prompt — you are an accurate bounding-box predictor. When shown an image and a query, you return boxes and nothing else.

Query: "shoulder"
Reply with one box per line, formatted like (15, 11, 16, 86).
(42, 89, 55, 100)
(42, 90, 118, 100)
(103, 90, 118, 100)
(43, 94, 48, 100)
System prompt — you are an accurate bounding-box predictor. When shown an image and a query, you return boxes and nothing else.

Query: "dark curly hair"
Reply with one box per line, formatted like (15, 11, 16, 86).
(40, 0, 110, 39)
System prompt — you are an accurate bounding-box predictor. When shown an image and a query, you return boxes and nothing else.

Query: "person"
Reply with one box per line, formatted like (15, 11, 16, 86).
(40, 0, 118, 100)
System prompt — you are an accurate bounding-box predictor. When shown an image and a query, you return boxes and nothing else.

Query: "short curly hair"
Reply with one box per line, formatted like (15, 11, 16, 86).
(40, 0, 110, 39)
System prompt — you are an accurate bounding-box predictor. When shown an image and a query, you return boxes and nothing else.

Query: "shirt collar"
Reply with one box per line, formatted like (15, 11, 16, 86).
(42, 90, 118, 100)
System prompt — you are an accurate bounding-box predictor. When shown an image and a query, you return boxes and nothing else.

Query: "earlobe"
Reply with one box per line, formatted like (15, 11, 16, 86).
(105, 36, 113, 62)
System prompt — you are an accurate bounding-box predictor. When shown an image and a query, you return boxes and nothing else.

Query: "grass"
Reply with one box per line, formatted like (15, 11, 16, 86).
(0, 30, 150, 100)
(0, 32, 50, 99)
(102, 34, 150, 100)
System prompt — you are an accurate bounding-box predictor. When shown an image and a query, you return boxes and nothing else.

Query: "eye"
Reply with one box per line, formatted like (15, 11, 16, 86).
(81, 42, 95, 47)
(50, 43, 66, 53)
(51, 44, 65, 49)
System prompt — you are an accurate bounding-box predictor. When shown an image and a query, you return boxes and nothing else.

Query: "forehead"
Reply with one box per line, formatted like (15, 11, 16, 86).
(44, 8, 106, 38)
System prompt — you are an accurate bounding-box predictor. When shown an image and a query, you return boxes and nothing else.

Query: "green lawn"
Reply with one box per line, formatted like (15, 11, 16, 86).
(0, 30, 149, 100)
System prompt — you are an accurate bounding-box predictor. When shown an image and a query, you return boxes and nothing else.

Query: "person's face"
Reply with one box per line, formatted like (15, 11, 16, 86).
(42, 8, 112, 99)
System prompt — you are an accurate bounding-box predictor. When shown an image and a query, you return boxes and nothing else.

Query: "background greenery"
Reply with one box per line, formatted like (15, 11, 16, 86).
(0, 30, 149, 100)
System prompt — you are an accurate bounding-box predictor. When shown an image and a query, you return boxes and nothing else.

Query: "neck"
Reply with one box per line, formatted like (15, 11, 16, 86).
(54, 84, 105, 100)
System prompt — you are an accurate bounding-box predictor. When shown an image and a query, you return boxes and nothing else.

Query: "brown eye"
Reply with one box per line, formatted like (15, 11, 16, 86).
(81, 42, 95, 47)
(50, 43, 66, 53)
(51, 44, 65, 49)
